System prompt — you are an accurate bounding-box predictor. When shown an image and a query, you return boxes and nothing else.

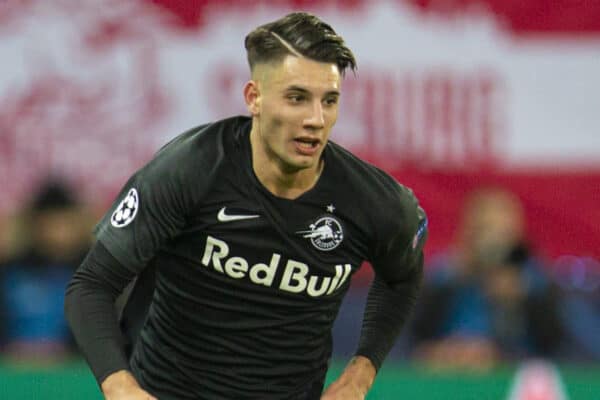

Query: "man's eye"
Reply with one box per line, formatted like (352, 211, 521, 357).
(288, 95, 304, 102)
(325, 97, 338, 105)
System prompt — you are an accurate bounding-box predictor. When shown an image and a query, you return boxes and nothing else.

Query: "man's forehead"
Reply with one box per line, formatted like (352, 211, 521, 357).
(257, 56, 341, 92)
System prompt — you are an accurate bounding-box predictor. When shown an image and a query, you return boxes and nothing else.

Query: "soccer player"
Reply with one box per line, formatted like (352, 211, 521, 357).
(65, 12, 427, 400)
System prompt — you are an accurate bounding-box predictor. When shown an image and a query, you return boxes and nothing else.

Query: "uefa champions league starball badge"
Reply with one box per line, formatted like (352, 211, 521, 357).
(111, 188, 139, 228)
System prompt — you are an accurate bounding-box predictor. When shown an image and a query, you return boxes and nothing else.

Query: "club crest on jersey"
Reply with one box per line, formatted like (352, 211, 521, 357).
(297, 216, 344, 251)
(111, 188, 139, 228)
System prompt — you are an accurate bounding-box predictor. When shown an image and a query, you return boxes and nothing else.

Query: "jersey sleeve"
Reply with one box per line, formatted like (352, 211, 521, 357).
(94, 137, 211, 272)
(370, 185, 428, 284)
(355, 185, 428, 370)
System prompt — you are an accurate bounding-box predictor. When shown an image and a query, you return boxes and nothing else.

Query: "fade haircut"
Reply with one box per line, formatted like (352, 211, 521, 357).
(244, 12, 357, 76)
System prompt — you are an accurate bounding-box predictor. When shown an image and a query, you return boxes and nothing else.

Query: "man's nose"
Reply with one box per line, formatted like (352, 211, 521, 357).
(304, 101, 325, 129)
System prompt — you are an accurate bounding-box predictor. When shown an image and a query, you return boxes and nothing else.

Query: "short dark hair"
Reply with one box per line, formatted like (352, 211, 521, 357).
(244, 12, 357, 76)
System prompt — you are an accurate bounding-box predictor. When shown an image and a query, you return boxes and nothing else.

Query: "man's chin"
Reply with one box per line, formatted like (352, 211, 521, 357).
(281, 157, 317, 174)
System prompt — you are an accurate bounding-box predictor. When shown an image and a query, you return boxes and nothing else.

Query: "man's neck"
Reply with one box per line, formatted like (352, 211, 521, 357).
(256, 160, 323, 200)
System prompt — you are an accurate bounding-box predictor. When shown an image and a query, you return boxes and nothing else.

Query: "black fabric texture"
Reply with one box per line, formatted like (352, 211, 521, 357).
(64, 241, 138, 385)
(65, 116, 428, 398)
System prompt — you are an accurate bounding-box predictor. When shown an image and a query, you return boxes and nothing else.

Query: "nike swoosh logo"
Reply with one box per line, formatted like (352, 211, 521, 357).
(217, 207, 260, 222)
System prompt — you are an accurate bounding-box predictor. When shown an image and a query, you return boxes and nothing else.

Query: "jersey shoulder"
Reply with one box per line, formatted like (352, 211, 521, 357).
(327, 141, 426, 239)
(151, 116, 248, 174)
(327, 142, 421, 211)
(142, 116, 249, 189)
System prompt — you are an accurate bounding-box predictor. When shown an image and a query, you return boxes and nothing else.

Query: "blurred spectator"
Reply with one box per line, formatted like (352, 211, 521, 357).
(0, 178, 92, 362)
(0, 212, 26, 265)
(408, 187, 563, 370)
(552, 256, 600, 363)
(0, 215, 11, 265)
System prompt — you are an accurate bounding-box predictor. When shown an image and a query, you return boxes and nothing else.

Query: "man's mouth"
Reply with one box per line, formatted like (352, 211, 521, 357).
(294, 138, 320, 149)
(293, 137, 321, 156)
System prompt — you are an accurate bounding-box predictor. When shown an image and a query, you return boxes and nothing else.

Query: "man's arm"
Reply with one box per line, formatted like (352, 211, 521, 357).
(354, 187, 428, 371)
(100, 370, 157, 400)
(321, 260, 423, 399)
(64, 241, 153, 397)
(65, 124, 222, 398)
(320, 356, 376, 399)
(323, 186, 427, 399)
(355, 253, 424, 370)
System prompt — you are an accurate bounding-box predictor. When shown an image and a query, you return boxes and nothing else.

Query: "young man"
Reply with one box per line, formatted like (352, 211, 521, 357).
(65, 12, 427, 400)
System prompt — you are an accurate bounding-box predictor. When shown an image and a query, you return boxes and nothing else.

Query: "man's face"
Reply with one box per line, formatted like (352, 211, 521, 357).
(249, 55, 341, 172)
(463, 194, 524, 266)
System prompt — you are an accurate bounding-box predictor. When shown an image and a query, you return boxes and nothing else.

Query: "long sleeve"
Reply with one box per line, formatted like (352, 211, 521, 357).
(355, 253, 424, 370)
(356, 183, 428, 370)
(64, 241, 139, 385)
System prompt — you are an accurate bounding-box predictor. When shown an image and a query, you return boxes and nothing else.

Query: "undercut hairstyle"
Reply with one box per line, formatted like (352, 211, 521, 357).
(244, 12, 357, 76)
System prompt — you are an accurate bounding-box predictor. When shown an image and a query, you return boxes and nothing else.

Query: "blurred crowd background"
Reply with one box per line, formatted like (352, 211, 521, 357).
(1, 0, 599, 398)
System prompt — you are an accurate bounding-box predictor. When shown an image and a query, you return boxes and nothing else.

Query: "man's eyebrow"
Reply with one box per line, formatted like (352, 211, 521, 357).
(285, 85, 340, 97)
(285, 85, 310, 93)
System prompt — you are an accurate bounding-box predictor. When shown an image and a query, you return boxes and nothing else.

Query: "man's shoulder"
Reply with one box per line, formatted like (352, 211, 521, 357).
(326, 141, 426, 242)
(132, 116, 250, 200)
(146, 115, 249, 172)
(155, 115, 250, 159)
(327, 141, 417, 206)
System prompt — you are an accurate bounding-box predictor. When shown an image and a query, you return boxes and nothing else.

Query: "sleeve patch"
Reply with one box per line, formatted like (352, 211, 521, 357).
(111, 188, 139, 228)
(411, 218, 428, 250)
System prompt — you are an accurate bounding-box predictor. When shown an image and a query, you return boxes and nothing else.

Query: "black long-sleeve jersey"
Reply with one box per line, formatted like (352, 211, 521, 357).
(66, 116, 427, 399)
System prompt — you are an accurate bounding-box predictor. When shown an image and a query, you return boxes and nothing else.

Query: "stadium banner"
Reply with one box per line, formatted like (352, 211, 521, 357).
(1, 0, 599, 260)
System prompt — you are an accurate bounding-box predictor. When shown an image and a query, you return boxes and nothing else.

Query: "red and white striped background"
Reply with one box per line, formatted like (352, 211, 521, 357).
(1, 0, 598, 264)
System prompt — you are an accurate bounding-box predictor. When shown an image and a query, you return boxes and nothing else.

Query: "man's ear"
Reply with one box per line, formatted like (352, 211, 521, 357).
(244, 80, 260, 116)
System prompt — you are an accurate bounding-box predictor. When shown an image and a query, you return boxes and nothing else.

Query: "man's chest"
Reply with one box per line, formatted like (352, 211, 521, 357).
(161, 177, 370, 298)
